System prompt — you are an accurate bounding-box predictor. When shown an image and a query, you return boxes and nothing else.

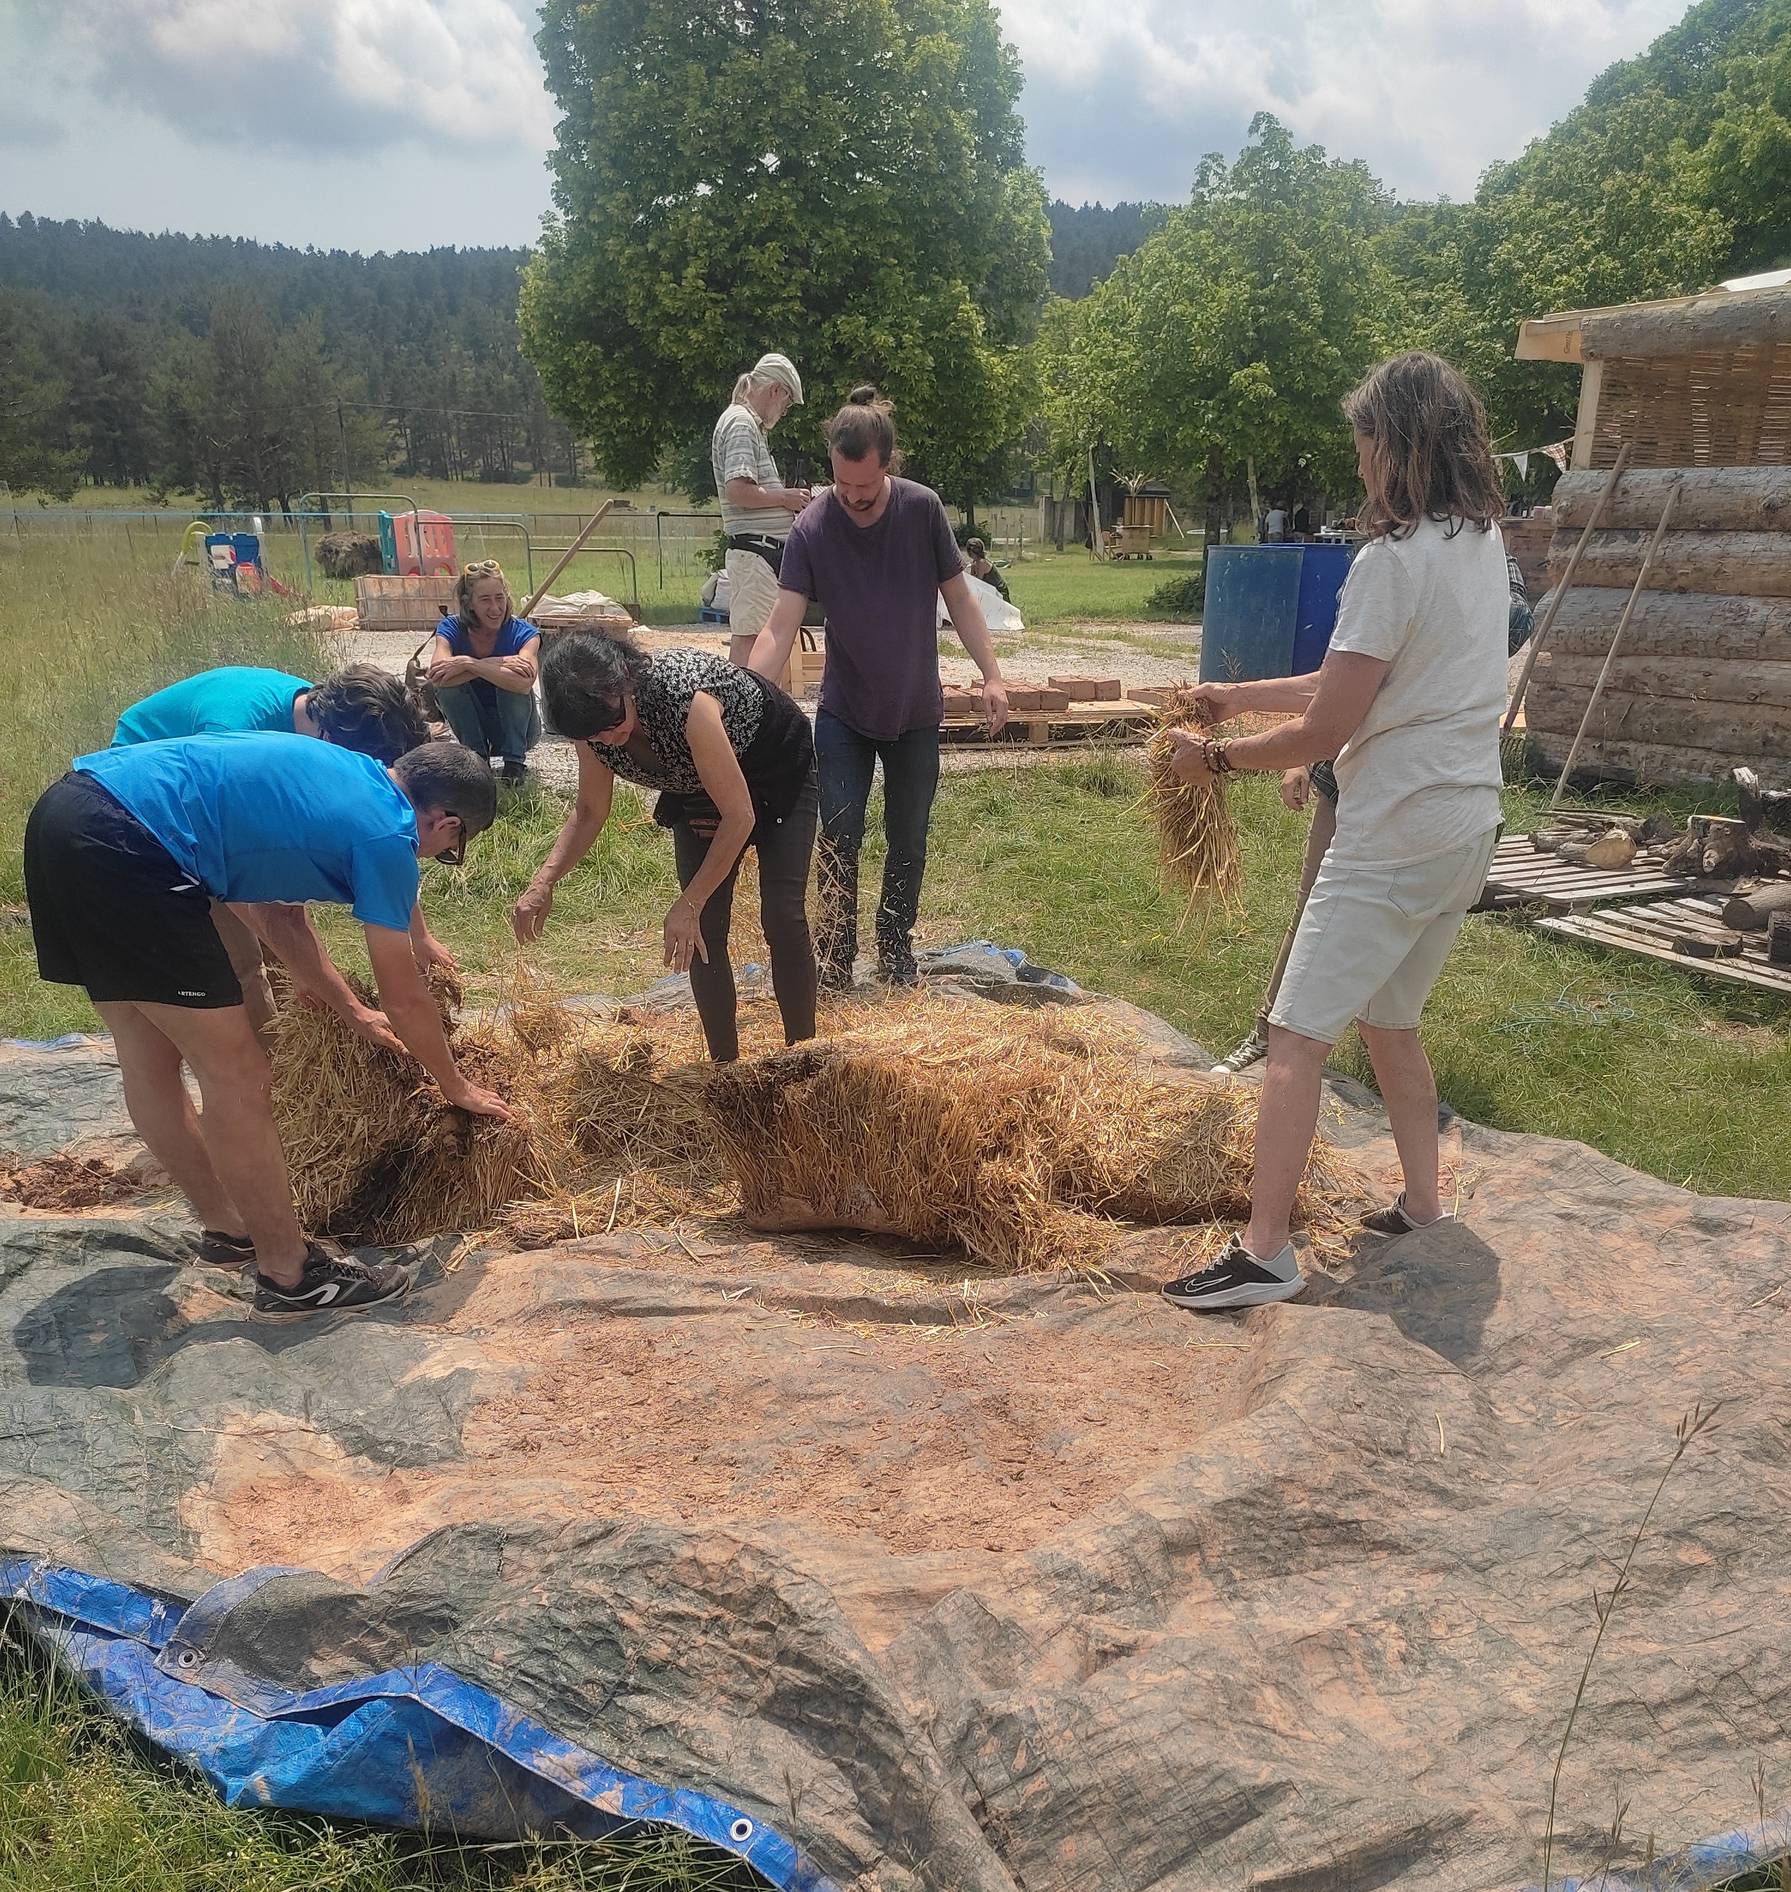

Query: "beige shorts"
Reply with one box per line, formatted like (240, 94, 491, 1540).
(1269, 826, 1500, 1046)
(724, 546, 782, 664)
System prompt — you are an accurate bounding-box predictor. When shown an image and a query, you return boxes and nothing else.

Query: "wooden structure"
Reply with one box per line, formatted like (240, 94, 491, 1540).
(1121, 482, 1173, 537)
(1476, 833, 1733, 913)
(1514, 280, 1791, 787)
(353, 574, 456, 634)
(1539, 895, 1791, 1000)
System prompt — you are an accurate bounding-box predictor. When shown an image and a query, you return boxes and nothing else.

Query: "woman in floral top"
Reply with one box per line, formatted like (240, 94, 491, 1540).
(515, 632, 817, 1061)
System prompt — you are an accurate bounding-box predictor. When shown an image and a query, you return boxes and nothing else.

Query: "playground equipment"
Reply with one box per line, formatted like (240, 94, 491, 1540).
(171, 520, 295, 599)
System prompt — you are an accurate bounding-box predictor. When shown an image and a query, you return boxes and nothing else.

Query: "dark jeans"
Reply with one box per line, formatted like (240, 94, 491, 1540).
(671, 776, 818, 1062)
(814, 709, 940, 980)
(436, 680, 541, 764)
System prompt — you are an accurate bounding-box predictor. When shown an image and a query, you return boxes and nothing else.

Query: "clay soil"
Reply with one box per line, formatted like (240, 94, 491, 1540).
(181, 1233, 1257, 1602)
(0, 1151, 148, 1211)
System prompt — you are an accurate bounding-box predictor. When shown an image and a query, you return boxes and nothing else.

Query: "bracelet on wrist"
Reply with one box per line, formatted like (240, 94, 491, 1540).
(1203, 737, 1234, 776)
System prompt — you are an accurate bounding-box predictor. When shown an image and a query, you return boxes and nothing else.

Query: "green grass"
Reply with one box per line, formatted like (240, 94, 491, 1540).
(0, 1627, 763, 1892)
(11, 483, 1201, 628)
(1003, 547, 1200, 624)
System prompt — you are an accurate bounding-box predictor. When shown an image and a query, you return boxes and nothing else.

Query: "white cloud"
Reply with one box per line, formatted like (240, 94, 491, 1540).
(61, 0, 554, 154)
(995, 0, 1690, 202)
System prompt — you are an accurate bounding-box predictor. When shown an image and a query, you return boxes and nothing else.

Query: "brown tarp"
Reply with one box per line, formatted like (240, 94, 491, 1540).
(1, 998, 1788, 1889)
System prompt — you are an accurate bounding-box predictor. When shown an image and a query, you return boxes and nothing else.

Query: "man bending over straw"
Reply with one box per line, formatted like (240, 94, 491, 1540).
(24, 735, 509, 1318)
(1157, 351, 1507, 1312)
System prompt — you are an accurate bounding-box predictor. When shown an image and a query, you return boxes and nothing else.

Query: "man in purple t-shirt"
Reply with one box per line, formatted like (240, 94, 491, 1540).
(750, 387, 1009, 985)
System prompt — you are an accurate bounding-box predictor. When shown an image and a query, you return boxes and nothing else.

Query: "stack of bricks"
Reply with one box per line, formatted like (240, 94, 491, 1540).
(1047, 677, 1123, 702)
(938, 675, 1127, 722)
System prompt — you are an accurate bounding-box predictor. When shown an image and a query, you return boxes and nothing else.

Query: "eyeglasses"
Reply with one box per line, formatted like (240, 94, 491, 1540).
(437, 816, 468, 868)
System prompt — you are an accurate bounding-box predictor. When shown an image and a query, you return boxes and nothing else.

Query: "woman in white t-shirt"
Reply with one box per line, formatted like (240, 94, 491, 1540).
(1160, 351, 1509, 1313)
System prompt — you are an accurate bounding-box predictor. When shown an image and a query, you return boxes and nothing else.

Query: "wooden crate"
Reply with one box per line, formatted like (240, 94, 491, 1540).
(354, 575, 457, 633)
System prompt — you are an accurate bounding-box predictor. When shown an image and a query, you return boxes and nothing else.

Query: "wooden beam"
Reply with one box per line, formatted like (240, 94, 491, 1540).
(1550, 466, 1791, 532)
(1570, 358, 1605, 471)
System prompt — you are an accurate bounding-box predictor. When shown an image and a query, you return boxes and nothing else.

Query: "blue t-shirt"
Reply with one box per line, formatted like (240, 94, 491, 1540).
(74, 732, 420, 932)
(439, 615, 540, 660)
(113, 668, 310, 746)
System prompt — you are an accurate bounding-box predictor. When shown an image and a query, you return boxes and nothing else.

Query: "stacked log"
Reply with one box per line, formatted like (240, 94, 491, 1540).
(1527, 468, 1791, 790)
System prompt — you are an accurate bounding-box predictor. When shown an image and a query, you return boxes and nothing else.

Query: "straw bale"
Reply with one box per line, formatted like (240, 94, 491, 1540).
(706, 998, 1349, 1274)
(268, 976, 1356, 1274)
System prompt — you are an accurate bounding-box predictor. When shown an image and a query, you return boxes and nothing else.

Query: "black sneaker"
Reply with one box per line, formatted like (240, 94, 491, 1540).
(1162, 1236, 1304, 1312)
(252, 1245, 411, 1320)
(1210, 1028, 1268, 1075)
(500, 759, 530, 784)
(1361, 1194, 1452, 1237)
(190, 1228, 255, 1269)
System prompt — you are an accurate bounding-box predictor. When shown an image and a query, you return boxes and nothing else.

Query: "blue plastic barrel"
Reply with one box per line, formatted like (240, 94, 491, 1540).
(1199, 542, 1359, 683)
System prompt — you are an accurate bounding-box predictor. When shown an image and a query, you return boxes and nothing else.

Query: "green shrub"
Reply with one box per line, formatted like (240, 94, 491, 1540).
(1144, 569, 1205, 618)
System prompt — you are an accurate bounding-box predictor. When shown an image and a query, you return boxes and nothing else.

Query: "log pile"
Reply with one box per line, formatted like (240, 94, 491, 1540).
(1528, 467, 1791, 788)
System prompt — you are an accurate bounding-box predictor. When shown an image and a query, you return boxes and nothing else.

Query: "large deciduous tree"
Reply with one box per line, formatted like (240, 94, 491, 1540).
(1039, 116, 1401, 523)
(520, 0, 1049, 509)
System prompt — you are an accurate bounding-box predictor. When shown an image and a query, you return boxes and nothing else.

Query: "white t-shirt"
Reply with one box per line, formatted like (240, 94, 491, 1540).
(1327, 517, 1507, 869)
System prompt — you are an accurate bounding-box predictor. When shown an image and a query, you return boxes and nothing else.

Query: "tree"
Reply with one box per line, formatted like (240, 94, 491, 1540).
(0, 293, 79, 499)
(520, 0, 1049, 511)
(1040, 116, 1403, 525)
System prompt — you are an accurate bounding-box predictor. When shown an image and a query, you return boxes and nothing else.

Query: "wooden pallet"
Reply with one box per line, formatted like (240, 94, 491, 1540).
(1478, 834, 1732, 912)
(1537, 895, 1791, 997)
(939, 702, 1158, 748)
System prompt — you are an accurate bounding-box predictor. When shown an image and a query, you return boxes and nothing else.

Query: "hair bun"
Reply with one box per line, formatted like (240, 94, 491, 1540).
(848, 384, 880, 406)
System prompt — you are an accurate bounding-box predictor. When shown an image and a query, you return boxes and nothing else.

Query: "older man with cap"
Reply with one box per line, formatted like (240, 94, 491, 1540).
(712, 352, 812, 667)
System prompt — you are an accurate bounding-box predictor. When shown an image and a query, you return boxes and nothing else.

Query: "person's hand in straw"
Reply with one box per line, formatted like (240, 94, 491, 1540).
(511, 881, 553, 943)
(1164, 726, 1227, 788)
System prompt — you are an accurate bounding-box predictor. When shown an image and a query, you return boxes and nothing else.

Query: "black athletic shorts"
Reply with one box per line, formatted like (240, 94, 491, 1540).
(23, 772, 242, 1009)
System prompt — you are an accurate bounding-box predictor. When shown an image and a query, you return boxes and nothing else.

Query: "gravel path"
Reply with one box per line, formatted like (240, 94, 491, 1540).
(351, 618, 1201, 793)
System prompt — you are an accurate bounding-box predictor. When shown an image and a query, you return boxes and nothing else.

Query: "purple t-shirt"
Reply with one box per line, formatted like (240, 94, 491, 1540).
(779, 477, 965, 740)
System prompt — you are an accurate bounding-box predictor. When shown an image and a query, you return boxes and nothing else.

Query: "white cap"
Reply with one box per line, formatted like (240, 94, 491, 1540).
(753, 352, 804, 405)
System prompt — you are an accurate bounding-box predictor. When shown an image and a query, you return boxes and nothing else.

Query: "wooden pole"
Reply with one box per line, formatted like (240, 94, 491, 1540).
(1504, 441, 1632, 736)
(1548, 479, 1681, 808)
(520, 498, 621, 619)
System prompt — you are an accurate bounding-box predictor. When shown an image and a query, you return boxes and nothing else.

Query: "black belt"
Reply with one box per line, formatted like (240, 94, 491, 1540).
(727, 533, 786, 577)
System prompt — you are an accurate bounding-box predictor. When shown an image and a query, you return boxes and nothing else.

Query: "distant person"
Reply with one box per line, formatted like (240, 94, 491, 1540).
(1290, 502, 1313, 540)
(514, 631, 817, 1064)
(749, 386, 1009, 987)
(111, 663, 449, 1044)
(1262, 500, 1289, 543)
(23, 735, 507, 1315)
(711, 352, 811, 667)
(1158, 350, 1507, 1312)
(964, 537, 1010, 601)
(430, 560, 541, 782)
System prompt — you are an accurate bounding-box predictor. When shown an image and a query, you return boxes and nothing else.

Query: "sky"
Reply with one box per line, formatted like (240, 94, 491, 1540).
(0, 0, 1692, 254)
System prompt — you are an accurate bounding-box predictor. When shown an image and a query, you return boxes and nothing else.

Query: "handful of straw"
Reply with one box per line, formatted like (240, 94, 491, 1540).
(1146, 689, 1242, 906)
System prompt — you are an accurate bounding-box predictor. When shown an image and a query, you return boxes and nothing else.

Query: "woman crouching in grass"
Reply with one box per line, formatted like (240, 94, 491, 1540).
(513, 630, 818, 1062)
(1162, 350, 1509, 1312)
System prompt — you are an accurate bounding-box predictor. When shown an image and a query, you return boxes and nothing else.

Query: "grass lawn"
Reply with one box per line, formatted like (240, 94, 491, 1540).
(11, 484, 1197, 627)
(2, 534, 1788, 1889)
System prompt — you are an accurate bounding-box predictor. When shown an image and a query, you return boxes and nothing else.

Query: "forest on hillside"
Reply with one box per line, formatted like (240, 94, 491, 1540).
(0, 0, 1786, 513)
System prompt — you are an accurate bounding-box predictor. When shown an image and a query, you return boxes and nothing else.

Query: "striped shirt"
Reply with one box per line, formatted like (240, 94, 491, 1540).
(711, 403, 789, 537)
